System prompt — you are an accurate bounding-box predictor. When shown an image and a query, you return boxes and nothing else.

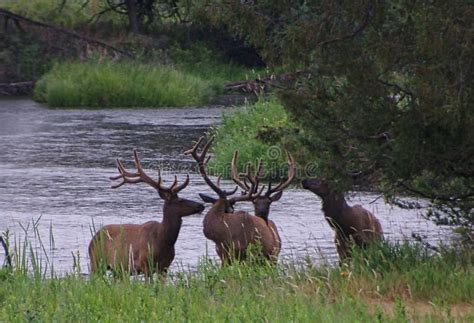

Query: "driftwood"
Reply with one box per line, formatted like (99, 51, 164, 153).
(0, 8, 133, 58)
(0, 81, 35, 96)
(0, 236, 12, 268)
(224, 70, 312, 94)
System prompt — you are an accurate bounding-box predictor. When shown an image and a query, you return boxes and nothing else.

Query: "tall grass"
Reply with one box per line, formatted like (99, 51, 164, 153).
(0, 224, 472, 321)
(33, 61, 217, 108)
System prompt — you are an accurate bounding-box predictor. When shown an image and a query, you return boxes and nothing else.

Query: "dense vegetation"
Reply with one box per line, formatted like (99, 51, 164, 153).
(1, 1, 473, 320)
(197, 1, 474, 233)
(0, 0, 259, 106)
(209, 98, 299, 178)
(1, 239, 473, 321)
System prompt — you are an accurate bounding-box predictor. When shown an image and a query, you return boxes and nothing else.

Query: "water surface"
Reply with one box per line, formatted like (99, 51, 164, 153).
(0, 99, 450, 273)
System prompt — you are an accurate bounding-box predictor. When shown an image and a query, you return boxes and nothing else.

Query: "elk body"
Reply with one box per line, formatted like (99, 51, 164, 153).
(229, 150, 296, 257)
(301, 178, 383, 261)
(185, 137, 281, 264)
(89, 151, 204, 275)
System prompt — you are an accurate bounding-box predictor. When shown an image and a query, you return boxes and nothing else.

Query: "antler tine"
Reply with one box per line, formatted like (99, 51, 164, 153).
(110, 151, 162, 190)
(115, 159, 138, 178)
(201, 136, 214, 159)
(231, 151, 250, 191)
(185, 136, 229, 198)
(229, 171, 260, 203)
(265, 180, 273, 197)
(172, 174, 190, 194)
(170, 175, 179, 190)
(183, 137, 203, 157)
(110, 158, 141, 189)
(267, 151, 296, 194)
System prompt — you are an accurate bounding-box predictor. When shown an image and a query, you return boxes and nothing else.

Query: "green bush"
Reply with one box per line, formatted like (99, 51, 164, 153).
(33, 60, 217, 108)
(209, 98, 298, 178)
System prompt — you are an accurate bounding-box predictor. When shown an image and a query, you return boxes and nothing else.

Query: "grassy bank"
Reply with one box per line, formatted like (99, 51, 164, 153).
(33, 61, 218, 108)
(209, 98, 309, 178)
(0, 241, 472, 321)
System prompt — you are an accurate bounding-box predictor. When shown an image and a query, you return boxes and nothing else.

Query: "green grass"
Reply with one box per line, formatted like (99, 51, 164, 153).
(209, 98, 301, 178)
(1, 222, 473, 321)
(0, 240, 472, 321)
(33, 60, 218, 108)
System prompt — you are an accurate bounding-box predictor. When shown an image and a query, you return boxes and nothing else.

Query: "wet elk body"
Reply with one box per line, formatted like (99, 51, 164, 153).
(302, 178, 383, 260)
(185, 138, 281, 264)
(89, 151, 204, 275)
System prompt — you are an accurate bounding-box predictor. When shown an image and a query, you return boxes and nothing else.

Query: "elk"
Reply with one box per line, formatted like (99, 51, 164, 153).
(88, 150, 204, 276)
(184, 137, 280, 264)
(230, 150, 296, 253)
(301, 178, 383, 261)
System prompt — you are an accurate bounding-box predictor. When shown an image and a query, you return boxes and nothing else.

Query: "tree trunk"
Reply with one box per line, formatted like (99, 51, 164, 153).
(125, 0, 139, 33)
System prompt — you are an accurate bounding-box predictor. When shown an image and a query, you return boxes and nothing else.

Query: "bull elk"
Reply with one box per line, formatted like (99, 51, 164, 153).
(301, 178, 383, 261)
(231, 150, 295, 224)
(184, 137, 280, 264)
(89, 151, 204, 276)
(230, 150, 296, 254)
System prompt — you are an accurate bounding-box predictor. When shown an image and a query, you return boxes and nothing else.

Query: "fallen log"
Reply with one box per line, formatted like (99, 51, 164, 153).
(223, 70, 312, 94)
(0, 81, 35, 96)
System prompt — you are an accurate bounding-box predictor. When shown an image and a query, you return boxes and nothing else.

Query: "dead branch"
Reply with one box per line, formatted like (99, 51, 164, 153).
(0, 8, 133, 58)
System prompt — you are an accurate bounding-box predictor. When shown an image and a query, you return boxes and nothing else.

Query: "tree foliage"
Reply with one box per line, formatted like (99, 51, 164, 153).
(196, 0, 474, 231)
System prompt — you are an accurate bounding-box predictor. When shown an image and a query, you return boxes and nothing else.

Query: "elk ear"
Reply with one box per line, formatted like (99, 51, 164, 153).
(270, 191, 283, 202)
(199, 193, 217, 204)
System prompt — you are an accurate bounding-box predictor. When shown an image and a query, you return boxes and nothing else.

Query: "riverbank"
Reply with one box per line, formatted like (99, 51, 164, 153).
(0, 4, 263, 108)
(0, 241, 472, 321)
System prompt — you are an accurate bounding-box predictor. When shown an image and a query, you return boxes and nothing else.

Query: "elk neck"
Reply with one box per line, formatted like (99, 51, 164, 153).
(207, 198, 228, 217)
(161, 204, 184, 246)
(320, 191, 349, 222)
(203, 198, 229, 241)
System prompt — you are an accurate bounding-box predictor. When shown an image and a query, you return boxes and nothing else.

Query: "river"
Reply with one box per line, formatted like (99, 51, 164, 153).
(0, 99, 450, 274)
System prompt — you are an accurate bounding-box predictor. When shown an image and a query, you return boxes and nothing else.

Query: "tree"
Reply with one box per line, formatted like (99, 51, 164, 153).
(197, 0, 474, 234)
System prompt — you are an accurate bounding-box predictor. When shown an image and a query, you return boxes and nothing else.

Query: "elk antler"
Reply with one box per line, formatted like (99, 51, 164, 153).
(264, 151, 296, 197)
(230, 150, 265, 199)
(184, 137, 239, 199)
(110, 150, 189, 194)
(231, 150, 296, 199)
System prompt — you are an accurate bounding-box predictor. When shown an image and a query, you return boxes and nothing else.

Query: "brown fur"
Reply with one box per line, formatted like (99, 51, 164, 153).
(89, 150, 204, 275)
(302, 178, 383, 260)
(202, 199, 280, 264)
(89, 197, 204, 275)
(186, 138, 283, 264)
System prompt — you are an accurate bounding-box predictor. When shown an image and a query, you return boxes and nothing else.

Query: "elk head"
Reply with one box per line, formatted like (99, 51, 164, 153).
(110, 150, 204, 217)
(301, 178, 331, 198)
(184, 137, 258, 211)
(231, 150, 296, 222)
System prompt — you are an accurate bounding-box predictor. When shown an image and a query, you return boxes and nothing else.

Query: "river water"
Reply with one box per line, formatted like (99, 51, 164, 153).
(0, 99, 450, 274)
